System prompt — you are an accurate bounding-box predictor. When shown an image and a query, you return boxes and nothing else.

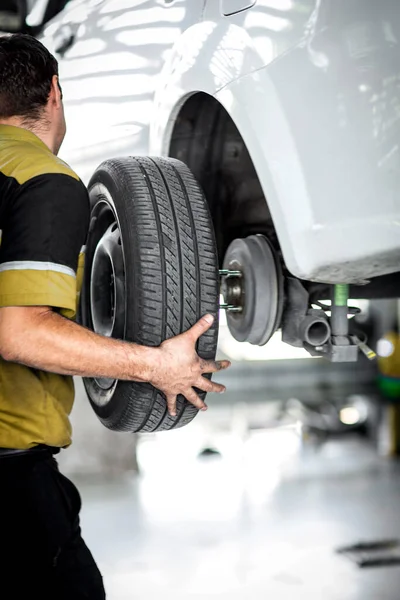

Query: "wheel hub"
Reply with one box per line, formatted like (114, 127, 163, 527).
(90, 222, 125, 339)
(219, 269, 243, 313)
(221, 235, 283, 346)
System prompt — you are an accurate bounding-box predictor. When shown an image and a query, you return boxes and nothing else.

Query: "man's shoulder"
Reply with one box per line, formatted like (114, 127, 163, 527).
(0, 139, 82, 187)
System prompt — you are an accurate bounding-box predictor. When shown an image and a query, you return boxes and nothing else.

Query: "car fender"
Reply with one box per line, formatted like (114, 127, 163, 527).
(151, 12, 400, 284)
(149, 21, 304, 279)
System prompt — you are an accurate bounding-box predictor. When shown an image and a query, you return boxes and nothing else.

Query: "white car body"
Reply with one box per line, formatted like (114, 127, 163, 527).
(41, 0, 400, 285)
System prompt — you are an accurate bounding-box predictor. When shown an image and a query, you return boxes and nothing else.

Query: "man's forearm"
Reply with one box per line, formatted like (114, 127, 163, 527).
(0, 306, 159, 381)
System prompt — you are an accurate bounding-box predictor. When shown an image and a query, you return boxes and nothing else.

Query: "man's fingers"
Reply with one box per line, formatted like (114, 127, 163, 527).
(195, 377, 226, 394)
(166, 394, 177, 417)
(184, 388, 207, 411)
(201, 359, 231, 374)
(186, 314, 214, 342)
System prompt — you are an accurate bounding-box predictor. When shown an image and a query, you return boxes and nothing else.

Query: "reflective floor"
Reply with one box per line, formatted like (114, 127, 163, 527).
(72, 430, 400, 600)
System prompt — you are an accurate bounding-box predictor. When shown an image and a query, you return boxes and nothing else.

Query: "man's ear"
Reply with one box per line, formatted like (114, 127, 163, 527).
(49, 75, 63, 108)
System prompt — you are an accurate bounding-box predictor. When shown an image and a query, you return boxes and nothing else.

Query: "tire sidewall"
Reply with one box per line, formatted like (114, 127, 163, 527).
(82, 169, 144, 421)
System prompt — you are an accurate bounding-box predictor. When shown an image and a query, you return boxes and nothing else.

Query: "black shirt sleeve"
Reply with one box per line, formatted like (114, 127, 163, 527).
(0, 173, 90, 318)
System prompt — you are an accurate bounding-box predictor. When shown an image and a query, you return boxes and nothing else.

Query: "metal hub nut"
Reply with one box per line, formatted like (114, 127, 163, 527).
(220, 270, 243, 312)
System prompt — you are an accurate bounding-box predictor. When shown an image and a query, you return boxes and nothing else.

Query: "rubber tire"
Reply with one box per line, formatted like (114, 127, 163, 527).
(81, 157, 219, 432)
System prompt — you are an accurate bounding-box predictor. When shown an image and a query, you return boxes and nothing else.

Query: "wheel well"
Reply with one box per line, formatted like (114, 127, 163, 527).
(168, 92, 278, 264)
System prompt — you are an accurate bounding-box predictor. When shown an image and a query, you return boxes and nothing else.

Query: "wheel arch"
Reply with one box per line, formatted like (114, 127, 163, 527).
(149, 23, 306, 278)
(166, 92, 279, 266)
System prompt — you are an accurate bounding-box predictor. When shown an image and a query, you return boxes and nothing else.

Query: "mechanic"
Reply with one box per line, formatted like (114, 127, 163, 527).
(0, 33, 230, 599)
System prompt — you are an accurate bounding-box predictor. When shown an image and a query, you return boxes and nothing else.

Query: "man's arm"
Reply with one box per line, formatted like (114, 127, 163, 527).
(0, 306, 230, 416)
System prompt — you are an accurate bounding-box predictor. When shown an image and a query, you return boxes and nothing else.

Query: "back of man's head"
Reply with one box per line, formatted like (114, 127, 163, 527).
(0, 34, 59, 125)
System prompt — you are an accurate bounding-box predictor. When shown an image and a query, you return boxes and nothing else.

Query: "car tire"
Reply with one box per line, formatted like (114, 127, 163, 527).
(80, 156, 219, 432)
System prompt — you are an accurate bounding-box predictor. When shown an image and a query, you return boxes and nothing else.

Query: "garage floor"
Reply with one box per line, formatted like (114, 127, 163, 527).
(73, 431, 400, 600)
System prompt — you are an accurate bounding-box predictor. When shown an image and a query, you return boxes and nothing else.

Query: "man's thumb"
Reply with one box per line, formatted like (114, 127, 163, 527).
(187, 314, 214, 341)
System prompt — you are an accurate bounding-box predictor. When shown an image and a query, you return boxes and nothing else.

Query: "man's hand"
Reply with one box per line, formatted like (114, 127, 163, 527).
(149, 314, 231, 416)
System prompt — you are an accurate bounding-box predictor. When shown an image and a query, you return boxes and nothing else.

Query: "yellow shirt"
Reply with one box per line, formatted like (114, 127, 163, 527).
(0, 125, 89, 449)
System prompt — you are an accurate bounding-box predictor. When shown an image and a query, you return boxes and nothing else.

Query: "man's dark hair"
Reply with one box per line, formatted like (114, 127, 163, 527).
(0, 33, 59, 123)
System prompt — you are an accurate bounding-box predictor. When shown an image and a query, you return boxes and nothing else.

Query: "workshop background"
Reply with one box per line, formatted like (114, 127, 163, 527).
(58, 298, 400, 600)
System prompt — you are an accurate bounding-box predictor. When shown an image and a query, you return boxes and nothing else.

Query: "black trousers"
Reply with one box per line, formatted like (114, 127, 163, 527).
(0, 448, 106, 599)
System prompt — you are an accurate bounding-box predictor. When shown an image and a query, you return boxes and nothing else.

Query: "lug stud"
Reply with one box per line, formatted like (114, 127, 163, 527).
(219, 269, 242, 278)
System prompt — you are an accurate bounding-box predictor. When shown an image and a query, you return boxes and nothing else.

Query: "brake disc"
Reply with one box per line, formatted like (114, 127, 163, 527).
(221, 235, 284, 346)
